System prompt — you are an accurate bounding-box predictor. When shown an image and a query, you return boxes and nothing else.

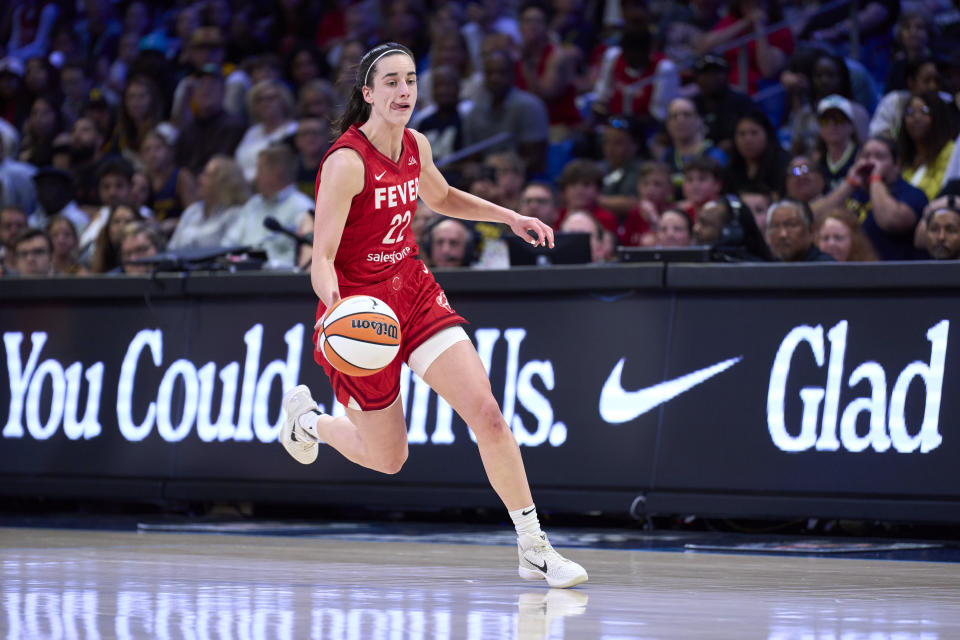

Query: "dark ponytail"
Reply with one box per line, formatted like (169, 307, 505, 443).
(332, 42, 415, 139)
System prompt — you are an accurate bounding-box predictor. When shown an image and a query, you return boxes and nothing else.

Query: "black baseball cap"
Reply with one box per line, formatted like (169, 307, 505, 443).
(693, 54, 730, 73)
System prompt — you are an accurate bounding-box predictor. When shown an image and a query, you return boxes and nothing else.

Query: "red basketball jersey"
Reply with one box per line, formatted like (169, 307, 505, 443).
(316, 124, 422, 286)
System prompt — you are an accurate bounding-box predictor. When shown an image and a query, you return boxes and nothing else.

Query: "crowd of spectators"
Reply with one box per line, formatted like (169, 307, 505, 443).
(2, 0, 960, 278)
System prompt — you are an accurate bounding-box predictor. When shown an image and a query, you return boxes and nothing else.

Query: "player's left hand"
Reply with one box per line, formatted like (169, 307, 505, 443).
(510, 214, 555, 248)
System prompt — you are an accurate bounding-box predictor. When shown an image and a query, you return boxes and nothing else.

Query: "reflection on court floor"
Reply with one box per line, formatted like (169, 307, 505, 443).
(1, 528, 957, 639)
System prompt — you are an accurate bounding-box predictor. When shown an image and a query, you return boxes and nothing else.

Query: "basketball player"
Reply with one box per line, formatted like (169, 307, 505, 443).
(280, 43, 588, 589)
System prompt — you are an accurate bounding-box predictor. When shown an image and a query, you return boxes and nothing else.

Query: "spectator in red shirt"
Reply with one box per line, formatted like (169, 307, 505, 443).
(555, 159, 618, 233)
(592, 24, 679, 125)
(698, 0, 793, 95)
(515, 2, 583, 139)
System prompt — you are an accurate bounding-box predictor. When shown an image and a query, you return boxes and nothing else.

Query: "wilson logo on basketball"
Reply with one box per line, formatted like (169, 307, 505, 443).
(350, 319, 399, 339)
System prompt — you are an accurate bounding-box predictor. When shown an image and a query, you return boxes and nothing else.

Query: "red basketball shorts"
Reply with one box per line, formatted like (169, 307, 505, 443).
(313, 258, 467, 411)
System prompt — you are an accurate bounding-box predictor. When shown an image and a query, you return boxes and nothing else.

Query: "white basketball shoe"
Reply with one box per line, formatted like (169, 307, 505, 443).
(517, 532, 588, 589)
(280, 385, 322, 465)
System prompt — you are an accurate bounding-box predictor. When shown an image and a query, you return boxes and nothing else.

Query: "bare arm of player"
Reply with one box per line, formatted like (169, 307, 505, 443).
(410, 129, 555, 248)
(311, 148, 365, 312)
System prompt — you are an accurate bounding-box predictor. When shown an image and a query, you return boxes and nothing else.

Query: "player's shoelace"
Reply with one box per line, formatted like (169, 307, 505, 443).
(531, 537, 567, 565)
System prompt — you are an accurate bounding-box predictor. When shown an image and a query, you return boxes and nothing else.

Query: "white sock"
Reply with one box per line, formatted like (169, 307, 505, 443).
(296, 410, 326, 443)
(509, 504, 543, 539)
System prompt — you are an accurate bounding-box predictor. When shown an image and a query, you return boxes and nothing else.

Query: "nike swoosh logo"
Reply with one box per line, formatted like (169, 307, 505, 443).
(521, 508, 535, 516)
(526, 558, 547, 573)
(375, 171, 386, 180)
(599, 356, 742, 424)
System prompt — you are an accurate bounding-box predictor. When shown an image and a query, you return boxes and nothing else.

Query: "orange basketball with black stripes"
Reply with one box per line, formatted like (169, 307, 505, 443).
(318, 295, 402, 377)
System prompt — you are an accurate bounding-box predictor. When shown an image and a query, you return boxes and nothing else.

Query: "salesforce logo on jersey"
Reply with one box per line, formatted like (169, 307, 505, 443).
(1, 325, 565, 448)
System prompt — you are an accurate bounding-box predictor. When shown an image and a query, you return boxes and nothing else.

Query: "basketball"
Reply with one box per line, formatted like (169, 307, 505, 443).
(318, 295, 402, 377)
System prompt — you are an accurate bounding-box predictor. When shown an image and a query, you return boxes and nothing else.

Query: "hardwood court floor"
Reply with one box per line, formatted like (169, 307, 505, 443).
(1, 527, 958, 639)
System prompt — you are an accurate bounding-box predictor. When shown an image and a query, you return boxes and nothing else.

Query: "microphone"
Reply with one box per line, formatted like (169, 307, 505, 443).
(263, 216, 313, 246)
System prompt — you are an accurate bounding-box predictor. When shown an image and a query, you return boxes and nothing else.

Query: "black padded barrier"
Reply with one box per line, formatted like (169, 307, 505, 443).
(2, 262, 958, 523)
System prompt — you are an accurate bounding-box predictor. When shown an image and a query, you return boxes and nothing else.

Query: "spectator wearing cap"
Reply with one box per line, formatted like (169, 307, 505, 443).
(661, 98, 728, 198)
(780, 51, 866, 157)
(30, 167, 88, 234)
(235, 80, 298, 183)
(0, 57, 30, 129)
(172, 27, 250, 127)
(870, 58, 942, 140)
(598, 116, 644, 221)
(691, 54, 755, 154)
(141, 125, 197, 232)
(815, 95, 861, 192)
(898, 92, 959, 201)
(175, 64, 247, 176)
(592, 22, 679, 124)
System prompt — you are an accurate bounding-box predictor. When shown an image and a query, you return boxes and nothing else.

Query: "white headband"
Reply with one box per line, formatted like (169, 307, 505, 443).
(363, 49, 406, 86)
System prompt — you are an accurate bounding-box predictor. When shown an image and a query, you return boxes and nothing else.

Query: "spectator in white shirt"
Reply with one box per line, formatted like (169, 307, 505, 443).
(169, 155, 249, 250)
(223, 144, 313, 268)
(234, 80, 298, 182)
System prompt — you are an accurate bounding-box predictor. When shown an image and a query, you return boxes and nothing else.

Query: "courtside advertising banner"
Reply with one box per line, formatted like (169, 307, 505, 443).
(1, 283, 958, 518)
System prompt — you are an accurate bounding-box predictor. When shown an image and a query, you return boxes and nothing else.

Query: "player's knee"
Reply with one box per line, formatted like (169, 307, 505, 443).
(471, 396, 510, 440)
(375, 446, 408, 475)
